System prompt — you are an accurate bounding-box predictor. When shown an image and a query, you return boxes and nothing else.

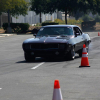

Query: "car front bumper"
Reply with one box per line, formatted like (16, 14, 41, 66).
(24, 49, 68, 57)
(23, 43, 72, 57)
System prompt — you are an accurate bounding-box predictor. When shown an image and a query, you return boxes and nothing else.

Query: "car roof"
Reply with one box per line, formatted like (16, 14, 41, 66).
(42, 25, 79, 28)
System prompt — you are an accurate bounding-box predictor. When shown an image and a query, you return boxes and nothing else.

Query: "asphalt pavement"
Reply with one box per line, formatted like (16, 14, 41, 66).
(0, 32, 100, 100)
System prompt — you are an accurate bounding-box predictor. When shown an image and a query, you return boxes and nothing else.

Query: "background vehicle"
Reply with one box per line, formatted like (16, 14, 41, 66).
(22, 25, 91, 61)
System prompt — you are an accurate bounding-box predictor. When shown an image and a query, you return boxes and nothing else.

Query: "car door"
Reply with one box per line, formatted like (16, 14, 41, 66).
(73, 27, 85, 51)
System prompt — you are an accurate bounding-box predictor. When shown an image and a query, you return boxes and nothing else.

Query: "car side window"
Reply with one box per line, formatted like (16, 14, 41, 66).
(73, 27, 81, 36)
(77, 27, 82, 35)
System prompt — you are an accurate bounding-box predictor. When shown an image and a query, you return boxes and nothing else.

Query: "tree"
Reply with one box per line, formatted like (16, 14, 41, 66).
(78, 0, 100, 14)
(30, 0, 57, 23)
(0, 0, 29, 16)
(0, 0, 29, 32)
(31, 0, 79, 24)
(74, 11, 84, 20)
(52, 0, 100, 24)
(30, 0, 49, 23)
(30, 0, 100, 24)
(50, 0, 79, 24)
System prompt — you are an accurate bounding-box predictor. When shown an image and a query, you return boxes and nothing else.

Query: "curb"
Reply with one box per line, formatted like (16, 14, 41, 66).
(0, 32, 33, 37)
(0, 33, 32, 37)
(0, 33, 16, 37)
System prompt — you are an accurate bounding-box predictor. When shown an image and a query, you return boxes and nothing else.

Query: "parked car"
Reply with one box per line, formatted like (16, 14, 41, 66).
(22, 25, 91, 61)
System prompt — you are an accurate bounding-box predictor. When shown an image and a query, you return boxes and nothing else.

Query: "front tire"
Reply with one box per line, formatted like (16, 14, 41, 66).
(78, 48, 83, 57)
(24, 53, 35, 62)
(68, 46, 75, 60)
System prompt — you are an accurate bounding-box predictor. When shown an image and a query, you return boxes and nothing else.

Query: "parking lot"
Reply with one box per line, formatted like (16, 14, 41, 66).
(0, 32, 100, 100)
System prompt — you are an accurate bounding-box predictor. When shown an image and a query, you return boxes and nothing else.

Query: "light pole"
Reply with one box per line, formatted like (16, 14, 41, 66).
(7, 9, 12, 33)
(40, 12, 42, 23)
(0, 14, 2, 28)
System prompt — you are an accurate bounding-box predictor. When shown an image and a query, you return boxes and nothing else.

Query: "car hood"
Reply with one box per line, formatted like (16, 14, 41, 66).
(23, 35, 74, 44)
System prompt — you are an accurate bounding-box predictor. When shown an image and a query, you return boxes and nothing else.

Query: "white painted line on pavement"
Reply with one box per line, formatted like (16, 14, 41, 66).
(0, 88, 2, 90)
(31, 62, 44, 69)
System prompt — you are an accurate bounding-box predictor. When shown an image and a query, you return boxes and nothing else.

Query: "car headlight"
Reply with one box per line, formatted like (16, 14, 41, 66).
(58, 44, 65, 49)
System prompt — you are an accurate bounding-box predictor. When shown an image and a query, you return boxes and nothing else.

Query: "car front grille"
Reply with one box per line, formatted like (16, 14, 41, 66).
(31, 44, 58, 49)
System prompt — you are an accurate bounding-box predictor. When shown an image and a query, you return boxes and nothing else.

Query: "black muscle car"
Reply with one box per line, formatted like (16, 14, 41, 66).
(22, 25, 91, 61)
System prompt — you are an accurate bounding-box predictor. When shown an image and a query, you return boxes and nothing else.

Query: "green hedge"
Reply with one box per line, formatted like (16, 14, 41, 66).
(3, 23, 30, 33)
(82, 14, 94, 22)
(94, 15, 100, 22)
(81, 21, 96, 31)
(41, 22, 59, 26)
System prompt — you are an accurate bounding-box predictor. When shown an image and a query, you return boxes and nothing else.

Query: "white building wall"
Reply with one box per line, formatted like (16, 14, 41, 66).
(12, 11, 57, 25)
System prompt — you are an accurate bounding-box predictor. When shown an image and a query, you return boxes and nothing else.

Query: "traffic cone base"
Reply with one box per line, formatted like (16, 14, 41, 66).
(52, 80, 63, 100)
(79, 44, 90, 68)
(81, 57, 89, 66)
(53, 89, 63, 100)
(98, 32, 100, 36)
(79, 66, 90, 68)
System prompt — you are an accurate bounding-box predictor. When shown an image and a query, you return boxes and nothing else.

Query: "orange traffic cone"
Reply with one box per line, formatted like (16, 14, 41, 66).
(52, 80, 63, 100)
(98, 32, 100, 36)
(79, 44, 90, 68)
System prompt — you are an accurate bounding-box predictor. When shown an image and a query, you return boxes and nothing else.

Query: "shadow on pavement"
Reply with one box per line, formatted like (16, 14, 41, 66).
(16, 55, 80, 63)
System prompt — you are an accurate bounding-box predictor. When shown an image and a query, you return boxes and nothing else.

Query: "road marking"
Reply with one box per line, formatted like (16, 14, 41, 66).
(0, 88, 2, 90)
(31, 62, 44, 69)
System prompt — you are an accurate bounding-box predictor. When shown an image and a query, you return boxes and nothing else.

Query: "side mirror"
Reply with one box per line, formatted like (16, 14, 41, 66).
(32, 28, 39, 34)
(76, 33, 80, 35)
(33, 34, 36, 37)
(75, 33, 80, 37)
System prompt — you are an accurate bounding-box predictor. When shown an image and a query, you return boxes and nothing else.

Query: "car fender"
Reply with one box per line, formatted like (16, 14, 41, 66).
(82, 33, 91, 42)
(67, 36, 82, 45)
(67, 38, 77, 48)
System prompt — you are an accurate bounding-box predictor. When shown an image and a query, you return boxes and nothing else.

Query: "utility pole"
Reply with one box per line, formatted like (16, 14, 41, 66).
(7, 9, 12, 33)
(0, 14, 2, 28)
(40, 12, 42, 23)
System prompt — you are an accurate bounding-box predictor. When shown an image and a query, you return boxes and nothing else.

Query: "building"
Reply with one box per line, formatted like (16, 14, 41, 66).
(0, 11, 63, 27)
(0, 13, 12, 27)
(12, 11, 57, 25)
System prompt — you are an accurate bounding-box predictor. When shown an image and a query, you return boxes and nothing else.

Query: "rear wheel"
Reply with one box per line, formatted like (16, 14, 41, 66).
(86, 43, 89, 55)
(78, 42, 89, 57)
(24, 53, 35, 62)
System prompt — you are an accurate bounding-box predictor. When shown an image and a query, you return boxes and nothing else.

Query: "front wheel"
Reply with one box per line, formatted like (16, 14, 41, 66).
(24, 53, 35, 62)
(68, 46, 75, 60)
(78, 48, 83, 57)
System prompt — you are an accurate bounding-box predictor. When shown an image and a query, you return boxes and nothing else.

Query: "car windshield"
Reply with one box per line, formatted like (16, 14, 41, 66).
(37, 27, 73, 36)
